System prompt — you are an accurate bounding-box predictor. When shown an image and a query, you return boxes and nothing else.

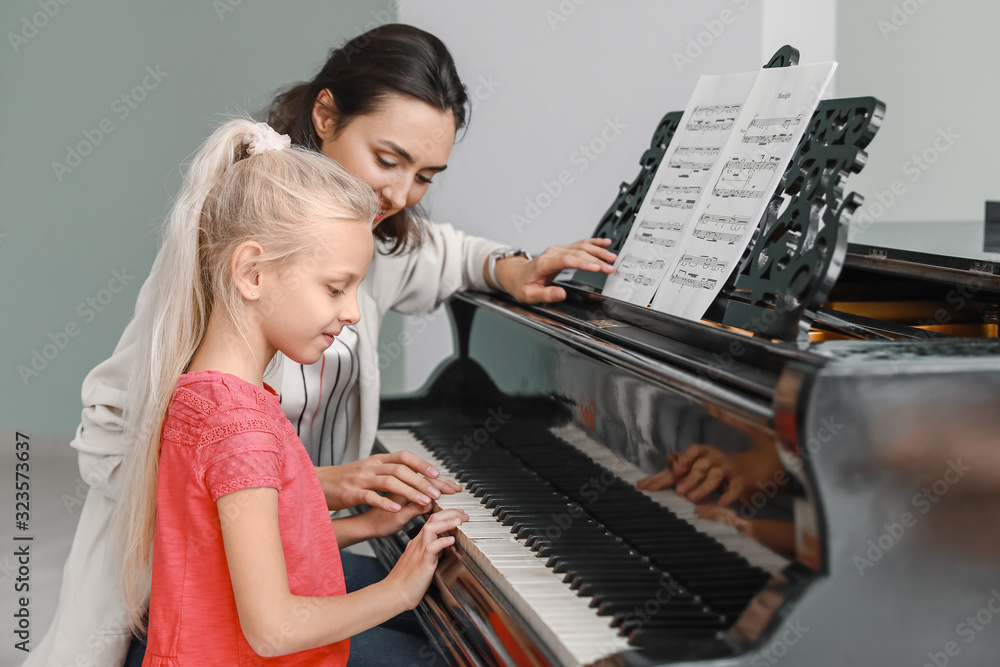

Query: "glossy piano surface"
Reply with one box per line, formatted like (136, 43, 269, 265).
(371, 259, 1000, 664)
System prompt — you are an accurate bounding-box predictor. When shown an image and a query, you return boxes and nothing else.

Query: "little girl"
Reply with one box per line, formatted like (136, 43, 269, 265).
(113, 118, 467, 665)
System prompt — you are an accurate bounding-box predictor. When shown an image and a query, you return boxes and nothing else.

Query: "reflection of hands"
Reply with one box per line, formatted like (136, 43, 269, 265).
(494, 237, 617, 303)
(315, 451, 462, 512)
(638, 444, 745, 506)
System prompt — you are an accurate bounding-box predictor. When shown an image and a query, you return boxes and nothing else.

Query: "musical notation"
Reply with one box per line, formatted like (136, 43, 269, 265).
(667, 157, 715, 174)
(742, 114, 803, 146)
(678, 254, 727, 272)
(742, 132, 794, 145)
(619, 253, 666, 272)
(747, 115, 802, 130)
(721, 156, 782, 172)
(655, 184, 701, 196)
(698, 214, 751, 230)
(685, 104, 741, 132)
(693, 104, 742, 117)
(674, 146, 721, 158)
(650, 196, 696, 210)
(668, 270, 718, 290)
(687, 118, 735, 132)
(621, 272, 656, 286)
(635, 234, 676, 248)
(639, 219, 684, 232)
(692, 213, 749, 245)
(693, 229, 742, 244)
(712, 156, 780, 199)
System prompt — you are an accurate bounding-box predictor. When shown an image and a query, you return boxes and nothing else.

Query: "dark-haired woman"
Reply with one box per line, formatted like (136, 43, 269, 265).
(267, 24, 615, 477)
(27, 23, 615, 667)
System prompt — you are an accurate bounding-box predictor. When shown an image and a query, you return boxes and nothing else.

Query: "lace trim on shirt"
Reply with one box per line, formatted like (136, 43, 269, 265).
(161, 425, 198, 448)
(173, 386, 217, 415)
(201, 418, 277, 447)
(210, 474, 282, 500)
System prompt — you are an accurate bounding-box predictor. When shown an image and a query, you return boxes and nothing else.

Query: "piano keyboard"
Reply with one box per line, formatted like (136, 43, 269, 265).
(377, 423, 785, 666)
(378, 429, 630, 666)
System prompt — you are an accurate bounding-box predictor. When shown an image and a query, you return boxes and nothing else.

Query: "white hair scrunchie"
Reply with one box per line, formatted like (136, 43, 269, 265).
(243, 122, 291, 155)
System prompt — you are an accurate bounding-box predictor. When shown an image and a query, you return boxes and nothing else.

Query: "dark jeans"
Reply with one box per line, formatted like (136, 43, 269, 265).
(123, 553, 450, 666)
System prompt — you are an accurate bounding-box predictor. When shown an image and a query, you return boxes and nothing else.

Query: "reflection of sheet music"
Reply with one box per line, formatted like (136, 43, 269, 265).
(603, 71, 758, 307)
(649, 61, 837, 319)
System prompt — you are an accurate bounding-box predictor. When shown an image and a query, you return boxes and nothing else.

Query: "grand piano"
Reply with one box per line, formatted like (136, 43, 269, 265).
(368, 48, 1000, 665)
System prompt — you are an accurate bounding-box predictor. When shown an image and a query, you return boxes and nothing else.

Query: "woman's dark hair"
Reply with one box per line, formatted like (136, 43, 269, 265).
(267, 24, 469, 254)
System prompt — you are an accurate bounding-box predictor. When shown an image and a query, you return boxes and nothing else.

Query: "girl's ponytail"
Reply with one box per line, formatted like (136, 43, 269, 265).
(115, 119, 253, 635)
(113, 118, 378, 635)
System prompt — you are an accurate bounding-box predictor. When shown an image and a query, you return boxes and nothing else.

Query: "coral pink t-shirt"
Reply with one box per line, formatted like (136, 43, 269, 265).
(142, 370, 348, 666)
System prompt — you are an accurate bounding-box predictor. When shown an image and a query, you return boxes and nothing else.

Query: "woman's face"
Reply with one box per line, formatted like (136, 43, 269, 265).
(314, 92, 457, 228)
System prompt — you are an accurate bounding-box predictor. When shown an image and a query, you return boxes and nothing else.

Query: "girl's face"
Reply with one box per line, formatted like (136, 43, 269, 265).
(257, 221, 374, 365)
(314, 92, 456, 227)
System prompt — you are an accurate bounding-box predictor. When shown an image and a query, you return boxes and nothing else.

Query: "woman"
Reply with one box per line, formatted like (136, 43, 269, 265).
(267, 24, 616, 476)
(27, 23, 615, 667)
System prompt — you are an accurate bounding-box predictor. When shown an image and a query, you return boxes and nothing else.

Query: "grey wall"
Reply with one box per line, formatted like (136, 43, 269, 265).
(1, 1, 396, 438)
(837, 0, 1000, 244)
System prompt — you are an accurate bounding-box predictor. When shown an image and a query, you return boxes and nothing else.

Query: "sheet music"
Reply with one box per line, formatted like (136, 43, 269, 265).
(603, 72, 757, 305)
(649, 62, 836, 318)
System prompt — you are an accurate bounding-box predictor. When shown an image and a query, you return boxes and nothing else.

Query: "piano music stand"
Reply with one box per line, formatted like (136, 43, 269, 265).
(566, 46, 886, 343)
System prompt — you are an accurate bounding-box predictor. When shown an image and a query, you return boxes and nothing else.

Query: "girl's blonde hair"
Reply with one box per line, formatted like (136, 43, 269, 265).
(114, 118, 379, 634)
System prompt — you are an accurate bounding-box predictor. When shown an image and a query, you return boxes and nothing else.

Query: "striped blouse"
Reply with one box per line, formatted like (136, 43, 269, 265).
(278, 325, 361, 467)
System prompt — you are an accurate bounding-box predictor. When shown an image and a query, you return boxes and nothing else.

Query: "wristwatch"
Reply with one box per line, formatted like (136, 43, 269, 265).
(487, 247, 533, 291)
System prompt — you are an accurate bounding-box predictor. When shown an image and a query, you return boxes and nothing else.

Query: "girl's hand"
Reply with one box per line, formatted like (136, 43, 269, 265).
(493, 237, 617, 304)
(315, 451, 462, 512)
(361, 494, 432, 539)
(385, 508, 468, 610)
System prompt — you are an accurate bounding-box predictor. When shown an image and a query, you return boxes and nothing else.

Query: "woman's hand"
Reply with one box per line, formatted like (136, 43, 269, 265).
(384, 508, 468, 610)
(315, 451, 461, 512)
(359, 494, 433, 539)
(492, 237, 617, 303)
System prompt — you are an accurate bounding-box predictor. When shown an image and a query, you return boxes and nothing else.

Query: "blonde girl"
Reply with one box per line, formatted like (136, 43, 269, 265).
(117, 118, 467, 665)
